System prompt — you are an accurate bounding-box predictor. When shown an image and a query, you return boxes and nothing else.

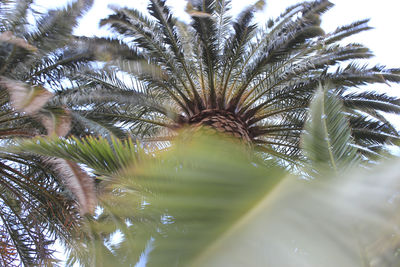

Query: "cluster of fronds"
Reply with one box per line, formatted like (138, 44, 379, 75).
(57, 0, 400, 165)
(0, 0, 99, 264)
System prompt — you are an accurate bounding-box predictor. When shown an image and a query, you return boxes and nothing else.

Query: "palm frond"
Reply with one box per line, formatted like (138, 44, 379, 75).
(219, 4, 257, 106)
(100, 7, 197, 111)
(27, 0, 93, 53)
(341, 92, 400, 114)
(14, 136, 141, 177)
(49, 134, 400, 267)
(228, 0, 329, 108)
(148, 0, 202, 106)
(59, 134, 284, 266)
(325, 19, 372, 44)
(46, 158, 96, 215)
(0, 152, 81, 265)
(301, 84, 359, 176)
(195, 158, 400, 267)
(214, 0, 232, 51)
(0, 0, 32, 32)
(190, 0, 219, 108)
(0, 77, 52, 114)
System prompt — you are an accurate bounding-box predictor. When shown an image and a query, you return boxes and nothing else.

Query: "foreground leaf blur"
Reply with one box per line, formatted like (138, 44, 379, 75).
(96, 136, 400, 267)
(17, 133, 283, 266)
(195, 159, 400, 267)
(18, 132, 400, 266)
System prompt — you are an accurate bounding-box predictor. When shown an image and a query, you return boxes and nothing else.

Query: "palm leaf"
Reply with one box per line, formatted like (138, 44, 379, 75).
(301, 83, 359, 176)
(27, 133, 400, 266)
(195, 158, 400, 267)
(27, 0, 93, 53)
(0, 78, 53, 114)
(47, 133, 283, 266)
(13, 136, 141, 177)
(190, 0, 219, 108)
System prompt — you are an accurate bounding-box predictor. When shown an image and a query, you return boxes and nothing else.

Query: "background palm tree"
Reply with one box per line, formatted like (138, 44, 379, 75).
(0, 88, 83, 266)
(0, 0, 157, 262)
(0, 0, 108, 264)
(67, 0, 400, 166)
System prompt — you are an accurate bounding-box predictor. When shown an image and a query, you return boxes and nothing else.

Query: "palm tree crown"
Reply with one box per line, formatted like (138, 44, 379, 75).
(78, 0, 400, 162)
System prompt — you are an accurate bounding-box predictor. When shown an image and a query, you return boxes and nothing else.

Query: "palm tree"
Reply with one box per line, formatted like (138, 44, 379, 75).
(0, 0, 105, 264)
(71, 0, 400, 165)
(5, 0, 399, 264)
(0, 0, 162, 264)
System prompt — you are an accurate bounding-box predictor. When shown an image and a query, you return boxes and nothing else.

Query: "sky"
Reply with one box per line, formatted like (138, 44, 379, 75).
(31, 0, 400, 265)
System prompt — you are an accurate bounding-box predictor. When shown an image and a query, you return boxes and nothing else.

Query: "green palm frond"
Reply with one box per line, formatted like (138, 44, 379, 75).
(0, 0, 112, 263)
(195, 157, 400, 267)
(219, 3, 258, 105)
(325, 19, 372, 44)
(70, 111, 130, 139)
(214, 0, 232, 51)
(341, 91, 400, 114)
(0, 152, 81, 266)
(14, 136, 141, 177)
(21, 133, 399, 266)
(26, 0, 93, 53)
(0, 0, 32, 32)
(19, 133, 283, 266)
(26, 36, 140, 85)
(51, 66, 182, 139)
(301, 84, 359, 177)
(190, 0, 219, 108)
(0, 99, 81, 264)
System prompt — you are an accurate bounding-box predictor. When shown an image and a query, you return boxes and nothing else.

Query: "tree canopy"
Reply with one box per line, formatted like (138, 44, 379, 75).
(1, 0, 400, 266)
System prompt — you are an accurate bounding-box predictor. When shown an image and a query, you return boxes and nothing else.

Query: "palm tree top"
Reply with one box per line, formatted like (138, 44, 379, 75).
(69, 0, 400, 162)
